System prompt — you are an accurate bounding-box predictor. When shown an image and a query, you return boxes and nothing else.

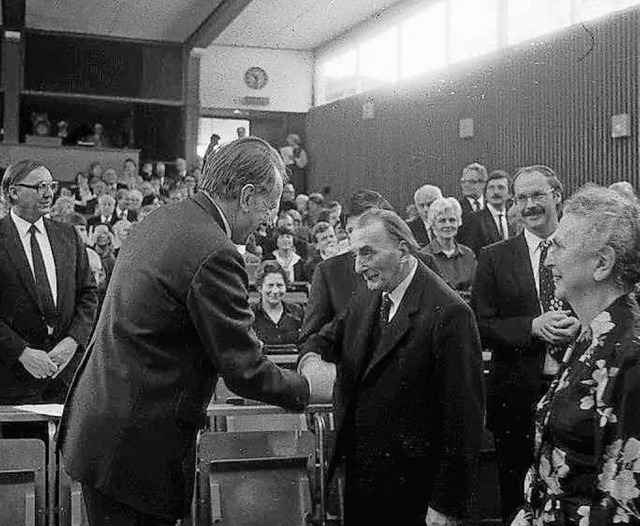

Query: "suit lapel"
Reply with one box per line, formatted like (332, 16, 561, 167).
(482, 208, 500, 243)
(45, 219, 70, 313)
(352, 290, 382, 384)
(361, 264, 423, 382)
(512, 234, 540, 311)
(0, 217, 43, 313)
(193, 192, 227, 234)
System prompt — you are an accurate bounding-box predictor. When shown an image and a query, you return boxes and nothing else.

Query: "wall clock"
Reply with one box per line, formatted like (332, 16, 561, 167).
(244, 67, 268, 90)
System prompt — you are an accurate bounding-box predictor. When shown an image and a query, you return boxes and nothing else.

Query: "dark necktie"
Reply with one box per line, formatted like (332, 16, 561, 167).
(497, 213, 505, 240)
(379, 294, 393, 328)
(539, 239, 568, 360)
(29, 225, 57, 327)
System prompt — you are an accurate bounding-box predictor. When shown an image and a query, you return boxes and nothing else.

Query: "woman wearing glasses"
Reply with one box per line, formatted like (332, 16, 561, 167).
(512, 186, 640, 525)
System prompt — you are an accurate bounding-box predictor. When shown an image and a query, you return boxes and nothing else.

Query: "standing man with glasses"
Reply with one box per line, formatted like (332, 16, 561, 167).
(0, 160, 98, 405)
(471, 165, 580, 525)
(59, 137, 310, 526)
(457, 162, 488, 246)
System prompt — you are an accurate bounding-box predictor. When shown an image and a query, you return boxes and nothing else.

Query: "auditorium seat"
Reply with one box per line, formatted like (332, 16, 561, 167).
(0, 439, 46, 526)
(58, 463, 88, 526)
(196, 431, 315, 526)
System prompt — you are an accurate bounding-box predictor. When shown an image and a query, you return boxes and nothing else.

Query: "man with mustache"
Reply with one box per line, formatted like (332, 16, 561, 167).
(471, 165, 580, 525)
(465, 170, 512, 256)
(0, 160, 98, 405)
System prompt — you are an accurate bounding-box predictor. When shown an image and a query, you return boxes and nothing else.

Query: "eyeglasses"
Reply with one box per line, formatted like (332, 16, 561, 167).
(514, 188, 554, 205)
(14, 181, 60, 195)
(460, 178, 480, 185)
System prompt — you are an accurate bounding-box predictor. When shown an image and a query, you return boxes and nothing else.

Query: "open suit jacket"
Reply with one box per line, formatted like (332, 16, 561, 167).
(471, 233, 545, 432)
(407, 218, 430, 247)
(0, 215, 97, 404)
(466, 207, 509, 256)
(58, 192, 310, 520)
(302, 261, 484, 524)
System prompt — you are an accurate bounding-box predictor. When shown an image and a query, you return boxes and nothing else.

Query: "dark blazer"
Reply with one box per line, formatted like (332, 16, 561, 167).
(471, 234, 545, 431)
(457, 197, 478, 247)
(300, 251, 441, 345)
(0, 216, 98, 404)
(407, 217, 430, 247)
(466, 207, 509, 256)
(303, 261, 484, 523)
(59, 192, 310, 520)
(87, 214, 117, 229)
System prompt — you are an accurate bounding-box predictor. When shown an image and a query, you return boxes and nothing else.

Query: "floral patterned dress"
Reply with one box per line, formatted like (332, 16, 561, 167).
(514, 294, 640, 525)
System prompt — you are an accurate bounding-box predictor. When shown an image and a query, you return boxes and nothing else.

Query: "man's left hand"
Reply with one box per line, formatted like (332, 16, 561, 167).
(49, 337, 79, 378)
(425, 507, 462, 526)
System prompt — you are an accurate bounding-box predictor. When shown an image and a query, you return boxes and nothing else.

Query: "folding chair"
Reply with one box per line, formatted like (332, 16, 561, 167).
(0, 439, 46, 526)
(196, 431, 315, 526)
(58, 461, 88, 526)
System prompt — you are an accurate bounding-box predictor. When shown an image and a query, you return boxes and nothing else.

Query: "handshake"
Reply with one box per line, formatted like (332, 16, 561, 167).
(18, 336, 78, 380)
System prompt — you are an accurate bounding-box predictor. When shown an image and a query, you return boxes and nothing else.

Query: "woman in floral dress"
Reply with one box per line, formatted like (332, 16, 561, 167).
(513, 185, 640, 525)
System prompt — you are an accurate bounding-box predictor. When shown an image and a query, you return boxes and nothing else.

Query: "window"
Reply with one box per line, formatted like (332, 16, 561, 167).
(358, 28, 399, 91)
(508, 0, 572, 45)
(400, 2, 447, 79)
(318, 49, 358, 104)
(449, 0, 499, 63)
(574, 0, 640, 22)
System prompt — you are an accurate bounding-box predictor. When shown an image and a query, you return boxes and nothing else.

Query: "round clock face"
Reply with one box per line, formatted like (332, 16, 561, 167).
(244, 67, 268, 90)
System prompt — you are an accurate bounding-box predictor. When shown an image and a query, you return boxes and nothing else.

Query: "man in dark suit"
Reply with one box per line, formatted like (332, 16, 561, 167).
(407, 184, 443, 247)
(301, 209, 484, 526)
(0, 160, 98, 404)
(59, 138, 311, 526)
(465, 170, 512, 255)
(471, 165, 580, 524)
(457, 162, 487, 246)
(87, 194, 117, 231)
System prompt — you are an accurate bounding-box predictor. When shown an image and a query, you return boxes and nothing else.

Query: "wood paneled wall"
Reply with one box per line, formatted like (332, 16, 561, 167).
(305, 8, 639, 210)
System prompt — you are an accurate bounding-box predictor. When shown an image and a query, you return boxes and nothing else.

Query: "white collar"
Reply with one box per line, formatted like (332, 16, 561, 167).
(10, 209, 45, 237)
(486, 203, 506, 216)
(386, 256, 418, 308)
(468, 195, 484, 205)
(524, 228, 554, 256)
(203, 191, 232, 239)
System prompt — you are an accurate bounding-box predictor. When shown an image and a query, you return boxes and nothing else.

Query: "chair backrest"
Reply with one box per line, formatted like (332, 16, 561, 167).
(0, 439, 46, 526)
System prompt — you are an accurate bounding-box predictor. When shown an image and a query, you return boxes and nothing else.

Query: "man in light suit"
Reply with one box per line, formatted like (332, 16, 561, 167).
(465, 170, 512, 255)
(0, 160, 98, 405)
(59, 138, 310, 526)
(471, 165, 580, 524)
(301, 209, 484, 526)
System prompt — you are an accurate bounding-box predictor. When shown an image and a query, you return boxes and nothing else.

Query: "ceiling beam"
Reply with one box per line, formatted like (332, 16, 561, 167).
(187, 0, 254, 49)
(2, 0, 26, 31)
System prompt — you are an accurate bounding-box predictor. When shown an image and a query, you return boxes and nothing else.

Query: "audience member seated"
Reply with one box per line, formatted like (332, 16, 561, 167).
(280, 182, 297, 211)
(407, 184, 443, 247)
(112, 219, 133, 256)
(308, 221, 340, 270)
(181, 173, 197, 198)
(72, 171, 97, 216)
(88, 194, 117, 231)
(50, 196, 76, 221)
(512, 186, 640, 526)
(115, 189, 137, 222)
(91, 224, 117, 285)
(127, 189, 143, 219)
(270, 226, 309, 282)
(119, 158, 138, 189)
(251, 261, 304, 346)
(89, 174, 107, 201)
(102, 167, 118, 196)
(421, 197, 476, 296)
(262, 211, 309, 260)
(305, 192, 325, 229)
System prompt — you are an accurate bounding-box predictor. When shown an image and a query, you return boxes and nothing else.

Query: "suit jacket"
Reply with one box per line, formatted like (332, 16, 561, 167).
(58, 192, 310, 520)
(299, 251, 441, 345)
(407, 217, 430, 247)
(87, 214, 117, 229)
(457, 197, 478, 247)
(471, 234, 545, 431)
(0, 216, 98, 404)
(303, 261, 484, 522)
(466, 207, 509, 256)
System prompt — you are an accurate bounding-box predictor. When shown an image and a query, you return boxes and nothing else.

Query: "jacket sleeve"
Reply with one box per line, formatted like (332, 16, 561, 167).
(429, 301, 485, 519)
(471, 246, 537, 353)
(187, 246, 309, 411)
(66, 229, 99, 349)
(0, 320, 29, 364)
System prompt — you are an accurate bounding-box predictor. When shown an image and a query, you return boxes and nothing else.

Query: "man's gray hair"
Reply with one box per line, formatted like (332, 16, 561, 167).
(199, 137, 287, 201)
(356, 208, 421, 255)
(2, 160, 47, 205)
(564, 185, 640, 290)
(463, 163, 488, 182)
(427, 197, 463, 229)
(413, 184, 443, 204)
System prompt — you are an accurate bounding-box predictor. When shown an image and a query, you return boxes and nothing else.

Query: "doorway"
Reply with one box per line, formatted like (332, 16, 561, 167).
(197, 117, 250, 158)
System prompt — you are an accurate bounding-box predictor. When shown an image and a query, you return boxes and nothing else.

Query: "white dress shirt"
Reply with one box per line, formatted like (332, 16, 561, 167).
(384, 256, 418, 322)
(10, 209, 58, 305)
(466, 195, 484, 212)
(486, 203, 509, 240)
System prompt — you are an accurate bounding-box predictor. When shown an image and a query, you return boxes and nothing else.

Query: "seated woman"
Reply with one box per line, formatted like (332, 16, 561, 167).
(421, 197, 476, 295)
(271, 226, 308, 282)
(251, 261, 304, 347)
(512, 186, 640, 525)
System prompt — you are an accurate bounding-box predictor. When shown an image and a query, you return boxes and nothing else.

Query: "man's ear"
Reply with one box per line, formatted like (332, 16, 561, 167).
(239, 184, 256, 212)
(593, 245, 616, 282)
(398, 240, 411, 258)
